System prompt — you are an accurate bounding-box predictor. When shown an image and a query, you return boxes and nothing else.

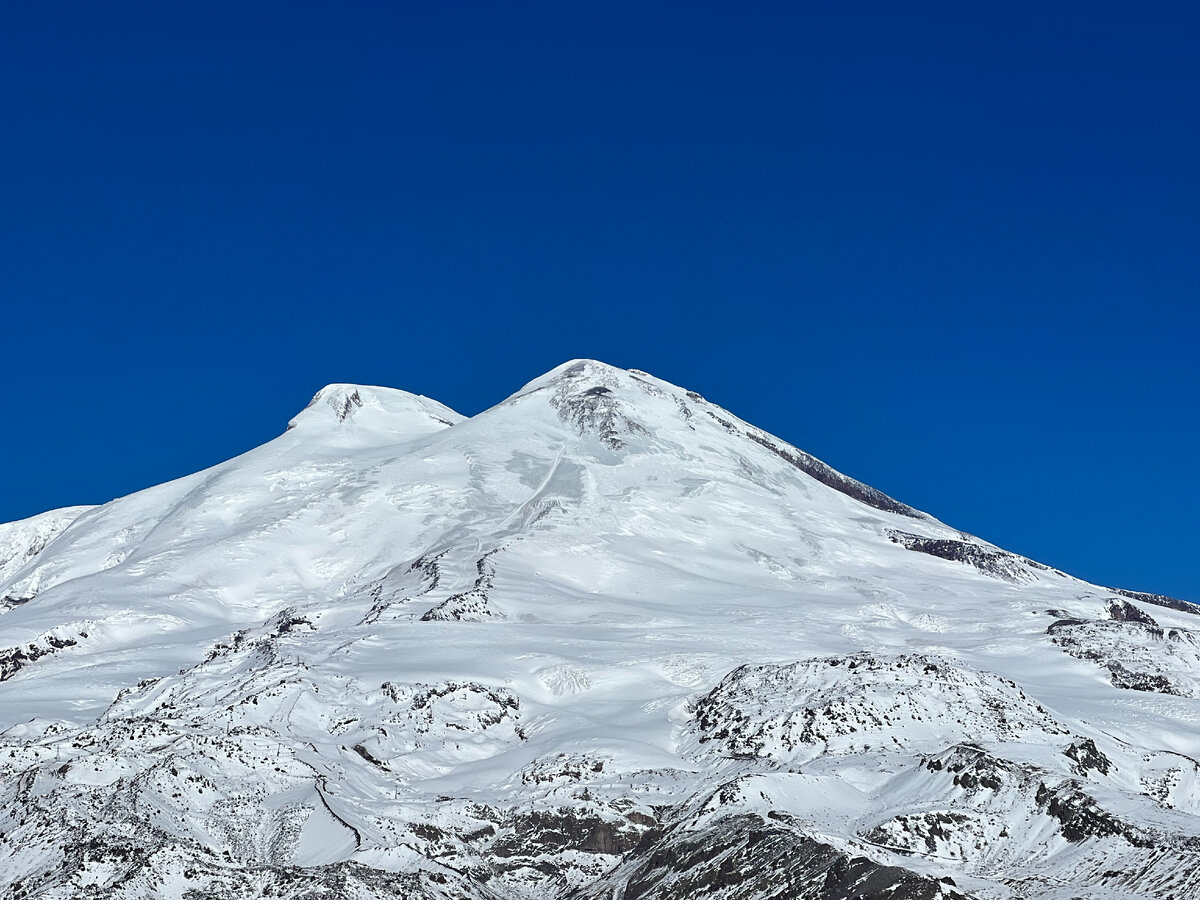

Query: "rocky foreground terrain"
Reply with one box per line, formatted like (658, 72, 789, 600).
(1, 360, 1197, 899)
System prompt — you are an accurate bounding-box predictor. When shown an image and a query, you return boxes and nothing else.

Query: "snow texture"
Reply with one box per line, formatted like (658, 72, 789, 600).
(0, 359, 1197, 900)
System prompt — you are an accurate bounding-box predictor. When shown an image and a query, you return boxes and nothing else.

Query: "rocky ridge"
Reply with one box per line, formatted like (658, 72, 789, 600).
(0, 360, 1197, 899)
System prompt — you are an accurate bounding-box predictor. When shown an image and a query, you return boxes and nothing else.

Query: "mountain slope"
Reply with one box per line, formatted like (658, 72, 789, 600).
(0, 505, 94, 608)
(0, 360, 1197, 900)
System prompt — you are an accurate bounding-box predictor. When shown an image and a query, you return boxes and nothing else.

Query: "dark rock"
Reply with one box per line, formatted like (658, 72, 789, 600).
(1106, 599, 1160, 628)
(923, 744, 1023, 794)
(598, 813, 972, 900)
(422, 550, 503, 621)
(1108, 587, 1199, 617)
(351, 743, 386, 768)
(889, 531, 1031, 582)
(745, 432, 923, 519)
(1035, 782, 1142, 845)
(1105, 661, 1183, 695)
(1046, 612, 1194, 696)
(1045, 618, 1090, 632)
(492, 810, 643, 859)
(547, 367, 647, 450)
(332, 389, 363, 422)
(0, 634, 79, 681)
(1064, 738, 1112, 777)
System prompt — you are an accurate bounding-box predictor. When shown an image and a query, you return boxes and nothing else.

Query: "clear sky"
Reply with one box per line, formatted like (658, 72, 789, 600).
(2, 2, 1196, 601)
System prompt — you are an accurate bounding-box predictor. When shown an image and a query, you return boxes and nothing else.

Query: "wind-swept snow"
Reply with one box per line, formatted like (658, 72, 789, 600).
(0, 359, 1196, 899)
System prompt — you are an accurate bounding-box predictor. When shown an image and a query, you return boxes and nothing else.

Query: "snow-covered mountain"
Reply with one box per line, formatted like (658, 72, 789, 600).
(1, 359, 1197, 900)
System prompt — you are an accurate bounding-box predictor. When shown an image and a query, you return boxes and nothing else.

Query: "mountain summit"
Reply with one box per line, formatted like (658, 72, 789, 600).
(1, 361, 1197, 899)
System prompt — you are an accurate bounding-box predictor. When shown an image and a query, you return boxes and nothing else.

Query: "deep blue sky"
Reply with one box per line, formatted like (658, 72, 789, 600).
(2, 3, 1196, 601)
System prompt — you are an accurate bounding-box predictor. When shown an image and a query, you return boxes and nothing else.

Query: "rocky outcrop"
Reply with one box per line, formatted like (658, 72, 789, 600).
(1046, 600, 1200, 695)
(421, 550, 504, 621)
(691, 653, 1068, 763)
(887, 531, 1043, 582)
(587, 813, 970, 900)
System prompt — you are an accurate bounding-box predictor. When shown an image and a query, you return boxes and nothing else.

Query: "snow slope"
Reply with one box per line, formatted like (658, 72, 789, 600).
(0, 506, 93, 607)
(0, 360, 1197, 900)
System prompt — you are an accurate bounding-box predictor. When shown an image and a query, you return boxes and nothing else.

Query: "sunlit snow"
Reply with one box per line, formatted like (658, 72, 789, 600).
(0, 360, 1197, 899)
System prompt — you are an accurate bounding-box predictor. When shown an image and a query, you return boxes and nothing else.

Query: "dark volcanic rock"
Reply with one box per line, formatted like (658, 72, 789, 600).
(1046, 607, 1200, 696)
(922, 743, 1028, 795)
(492, 810, 647, 859)
(1106, 599, 1160, 628)
(1064, 738, 1113, 777)
(1034, 782, 1139, 845)
(1104, 661, 1182, 695)
(544, 362, 648, 450)
(1108, 587, 1199, 617)
(591, 813, 970, 900)
(888, 531, 1034, 583)
(0, 635, 78, 681)
(691, 654, 1066, 764)
(745, 432, 923, 519)
(422, 550, 503, 621)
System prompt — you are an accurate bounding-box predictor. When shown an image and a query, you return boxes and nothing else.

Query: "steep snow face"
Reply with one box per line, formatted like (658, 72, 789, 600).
(0, 506, 94, 608)
(0, 359, 1198, 900)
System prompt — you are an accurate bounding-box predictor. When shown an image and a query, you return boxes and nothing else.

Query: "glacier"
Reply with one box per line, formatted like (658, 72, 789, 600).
(0, 359, 1197, 899)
